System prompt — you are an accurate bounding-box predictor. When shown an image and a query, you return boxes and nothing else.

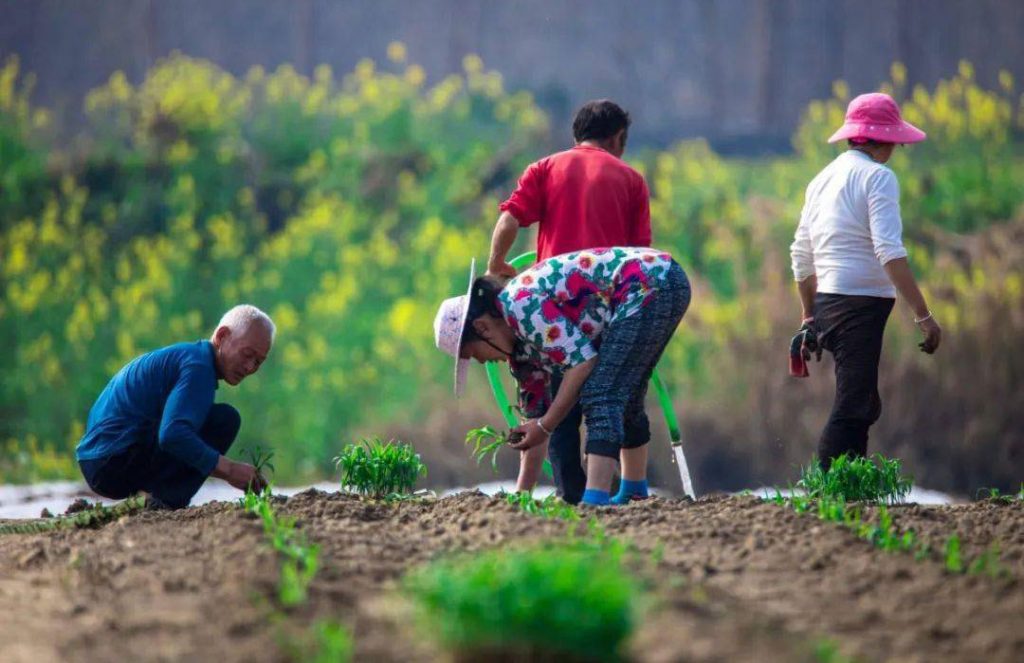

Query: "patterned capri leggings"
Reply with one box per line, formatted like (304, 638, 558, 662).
(580, 262, 691, 458)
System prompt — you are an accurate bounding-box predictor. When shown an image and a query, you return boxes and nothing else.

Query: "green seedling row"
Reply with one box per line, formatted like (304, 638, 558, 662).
(974, 485, 1024, 503)
(503, 491, 580, 521)
(240, 488, 354, 661)
(0, 495, 146, 536)
(769, 454, 1009, 578)
(242, 486, 320, 607)
(334, 437, 426, 499)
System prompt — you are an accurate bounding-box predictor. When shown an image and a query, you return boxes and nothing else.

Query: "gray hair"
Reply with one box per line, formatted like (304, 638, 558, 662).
(212, 304, 276, 342)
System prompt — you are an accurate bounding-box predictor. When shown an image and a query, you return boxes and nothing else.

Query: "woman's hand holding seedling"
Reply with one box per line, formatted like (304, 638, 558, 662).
(510, 357, 597, 452)
(508, 419, 549, 450)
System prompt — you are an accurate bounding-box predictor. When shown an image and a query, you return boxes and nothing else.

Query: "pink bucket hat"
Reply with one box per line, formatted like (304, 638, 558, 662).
(827, 92, 926, 144)
(433, 259, 476, 396)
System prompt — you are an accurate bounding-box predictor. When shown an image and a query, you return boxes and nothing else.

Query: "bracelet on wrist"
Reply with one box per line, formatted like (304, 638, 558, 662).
(535, 419, 553, 436)
(913, 311, 933, 324)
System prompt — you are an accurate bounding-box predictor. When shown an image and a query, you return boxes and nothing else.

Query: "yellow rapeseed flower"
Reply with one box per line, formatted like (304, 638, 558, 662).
(462, 54, 483, 74)
(890, 62, 907, 87)
(387, 41, 408, 63)
(405, 64, 426, 87)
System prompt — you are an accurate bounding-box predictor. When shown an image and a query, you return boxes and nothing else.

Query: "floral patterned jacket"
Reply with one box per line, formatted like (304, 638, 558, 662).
(496, 247, 676, 417)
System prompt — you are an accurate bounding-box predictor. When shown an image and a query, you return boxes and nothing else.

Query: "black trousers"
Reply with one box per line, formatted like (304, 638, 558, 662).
(814, 293, 895, 469)
(547, 372, 587, 505)
(78, 403, 241, 508)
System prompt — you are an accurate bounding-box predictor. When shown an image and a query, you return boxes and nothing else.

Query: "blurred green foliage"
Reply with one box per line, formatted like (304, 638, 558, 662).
(404, 533, 641, 662)
(1, 52, 1022, 486)
(0, 50, 546, 481)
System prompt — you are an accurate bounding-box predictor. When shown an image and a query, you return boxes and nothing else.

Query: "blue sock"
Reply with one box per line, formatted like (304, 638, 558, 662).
(611, 479, 649, 505)
(581, 488, 610, 506)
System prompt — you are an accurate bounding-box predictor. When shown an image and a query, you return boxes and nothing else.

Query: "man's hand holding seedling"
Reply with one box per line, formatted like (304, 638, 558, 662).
(212, 456, 268, 492)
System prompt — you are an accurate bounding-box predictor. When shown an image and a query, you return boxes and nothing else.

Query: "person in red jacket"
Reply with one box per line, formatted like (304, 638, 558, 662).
(485, 100, 652, 504)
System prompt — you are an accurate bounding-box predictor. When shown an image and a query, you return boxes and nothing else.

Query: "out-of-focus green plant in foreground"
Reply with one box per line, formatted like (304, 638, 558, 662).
(404, 535, 641, 662)
(1, 52, 1022, 491)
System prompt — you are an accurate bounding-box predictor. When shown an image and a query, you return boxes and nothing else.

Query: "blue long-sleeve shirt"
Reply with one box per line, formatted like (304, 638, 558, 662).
(76, 341, 223, 475)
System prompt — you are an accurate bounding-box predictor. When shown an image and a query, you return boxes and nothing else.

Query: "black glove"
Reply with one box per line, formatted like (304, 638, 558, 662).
(788, 320, 821, 378)
(798, 320, 822, 363)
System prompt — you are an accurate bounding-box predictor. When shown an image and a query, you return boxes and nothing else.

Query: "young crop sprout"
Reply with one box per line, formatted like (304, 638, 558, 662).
(975, 486, 1024, 504)
(503, 491, 579, 521)
(465, 426, 522, 471)
(243, 445, 276, 483)
(334, 437, 427, 499)
(944, 535, 963, 573)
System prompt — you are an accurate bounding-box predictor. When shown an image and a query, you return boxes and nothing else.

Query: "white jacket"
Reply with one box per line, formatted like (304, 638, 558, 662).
(790, 150, 908, 298)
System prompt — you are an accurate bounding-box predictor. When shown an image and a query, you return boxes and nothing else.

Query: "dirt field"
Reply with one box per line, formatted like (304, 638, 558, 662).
(1, 492, 1022, 662)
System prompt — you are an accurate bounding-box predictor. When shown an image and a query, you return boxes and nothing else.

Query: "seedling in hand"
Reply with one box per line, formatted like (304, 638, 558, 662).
(243, 445, 276, 489)
(465, 426, 523, 471)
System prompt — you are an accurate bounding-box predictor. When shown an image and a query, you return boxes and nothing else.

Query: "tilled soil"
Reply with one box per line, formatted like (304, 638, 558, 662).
(0, 492, 1022, 662)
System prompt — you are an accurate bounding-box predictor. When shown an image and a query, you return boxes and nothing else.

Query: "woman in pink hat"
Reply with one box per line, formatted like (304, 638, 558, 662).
(434, 247, 690, 506)
(790, 92, 942, 469)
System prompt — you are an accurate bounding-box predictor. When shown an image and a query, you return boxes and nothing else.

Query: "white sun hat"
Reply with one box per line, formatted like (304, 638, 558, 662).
(433, 259, 476, 396)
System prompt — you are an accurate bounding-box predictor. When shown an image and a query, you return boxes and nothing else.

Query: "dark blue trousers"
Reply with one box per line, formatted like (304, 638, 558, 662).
(580, 263, 690, 459)
(78, 403, 241, 508)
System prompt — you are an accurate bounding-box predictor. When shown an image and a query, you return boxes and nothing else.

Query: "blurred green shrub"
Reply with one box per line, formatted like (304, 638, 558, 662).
(404, 535, 641, 662)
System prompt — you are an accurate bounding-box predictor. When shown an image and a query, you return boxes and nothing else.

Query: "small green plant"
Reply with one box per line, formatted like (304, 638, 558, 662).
(280, 619, 354, 663)
(857, 507, 917, 553)
(240, 484, 274, 513)
(797, 454, 912, 504)
(243, 445, 276, 478)
(968, 543, 1005, 578)
(944, 535, 963, 573)
(465, 425, 515, 471)
(504, 491, 580, 521)
(975, 486, 1024, 504)
(334, 437, 427, 499)
(812, 637, 857, 663)
(404, 536, 641, 662)
(307, 620, 353, 663)
(279, 546, 319, 607)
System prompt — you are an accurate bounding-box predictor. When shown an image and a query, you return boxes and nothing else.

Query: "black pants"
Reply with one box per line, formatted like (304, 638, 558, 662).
(547, 372, 587, 505)
(814, 293, 895, 468)
(78, 403, 241, 508)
